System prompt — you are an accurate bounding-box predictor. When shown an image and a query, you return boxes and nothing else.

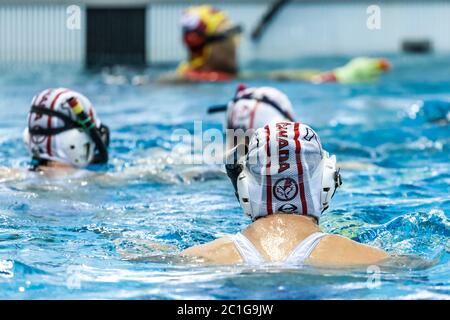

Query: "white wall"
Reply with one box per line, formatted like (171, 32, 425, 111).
(0, 4, 85, 65)
(147, 3, 267, 64)
(0, 1, 450, 65)
(148, 1, 450, 64)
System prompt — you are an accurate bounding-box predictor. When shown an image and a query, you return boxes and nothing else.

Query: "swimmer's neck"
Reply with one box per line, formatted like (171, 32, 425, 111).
(244, 214, 320, 236)
(34, 160, 74, 171)
(239, 214, 322, 263)
(251, 213, 318, 226)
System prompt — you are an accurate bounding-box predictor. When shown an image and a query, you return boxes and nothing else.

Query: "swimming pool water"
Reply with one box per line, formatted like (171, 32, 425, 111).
(0, 55, 449, 299)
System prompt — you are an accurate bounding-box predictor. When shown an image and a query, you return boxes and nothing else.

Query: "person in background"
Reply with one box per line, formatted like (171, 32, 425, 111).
(312, 57, 391, 84)
(182, 122, 388, 266)
(207, 84, 381, 172)
(208, 85, 295, 150)
(176, 5, 242, 82)
(23, 88, 110, 172)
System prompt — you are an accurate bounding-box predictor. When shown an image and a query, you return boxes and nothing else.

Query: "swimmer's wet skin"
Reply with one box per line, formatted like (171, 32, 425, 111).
(182, 122, 389, 266)
(23, 88, 110, 171)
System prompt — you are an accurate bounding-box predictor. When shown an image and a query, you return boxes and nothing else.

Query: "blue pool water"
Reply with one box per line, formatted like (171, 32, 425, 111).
(0, 55, 449, 299)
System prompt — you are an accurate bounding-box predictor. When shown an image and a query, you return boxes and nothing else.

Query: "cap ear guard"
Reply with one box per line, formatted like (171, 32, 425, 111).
(28, 105, 80, 135)
(23, 127, 30, 146)
(320, 152, 342, 212)
(236, 166, 252, 218)
(225, 145, 252, 218)
(57, 128, 96, 167)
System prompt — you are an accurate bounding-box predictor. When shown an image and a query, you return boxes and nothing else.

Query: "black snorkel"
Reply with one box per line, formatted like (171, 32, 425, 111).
(184, 25, 243, 52)
(205, 25, 243, 45)
(66, 97, 109, 164)
(207, 104, 228, 114)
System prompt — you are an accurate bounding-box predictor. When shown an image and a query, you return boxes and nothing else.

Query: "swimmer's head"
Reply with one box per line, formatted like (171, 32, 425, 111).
(224, 86, 295, 148)
(226, 122, 342, 222)
(23, 88, 110, 168)
(377, 58, 391, 72)
(181, 5, 241, 53)
(227, 86, 295, 131)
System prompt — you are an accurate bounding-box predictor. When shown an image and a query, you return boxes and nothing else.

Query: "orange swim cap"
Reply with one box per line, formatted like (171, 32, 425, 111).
(378, 58, 392, 71)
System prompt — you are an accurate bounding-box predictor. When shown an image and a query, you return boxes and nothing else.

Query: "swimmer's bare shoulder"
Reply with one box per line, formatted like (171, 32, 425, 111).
(182, 237, 243, 264)
(308, 234, 389, 267)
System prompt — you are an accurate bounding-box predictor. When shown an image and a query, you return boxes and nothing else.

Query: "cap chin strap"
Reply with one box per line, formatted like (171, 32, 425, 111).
(57, 128, 97, 167)
(93, 124, 110, 164)
(226, 147, 342, 221)
(28, 106, 80, 135)
(320, 152, 342, 213)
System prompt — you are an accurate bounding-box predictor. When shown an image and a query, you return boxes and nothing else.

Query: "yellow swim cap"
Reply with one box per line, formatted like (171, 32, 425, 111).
(181, 5, 230, 35)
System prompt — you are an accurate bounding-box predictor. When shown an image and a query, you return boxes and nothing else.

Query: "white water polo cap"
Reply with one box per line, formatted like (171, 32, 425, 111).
(24, 88, 109, 167)
(225, 122, 342, 221)
(226, 86, 295, 131)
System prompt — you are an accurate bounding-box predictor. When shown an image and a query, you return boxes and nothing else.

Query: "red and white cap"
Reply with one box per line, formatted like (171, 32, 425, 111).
(228, 122, 341, 221)
(23, 88, 102, 167)
(226, 86, 295, 133)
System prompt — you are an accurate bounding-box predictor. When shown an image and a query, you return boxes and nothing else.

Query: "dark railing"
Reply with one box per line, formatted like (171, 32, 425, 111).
(251, 0, 292, 41)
